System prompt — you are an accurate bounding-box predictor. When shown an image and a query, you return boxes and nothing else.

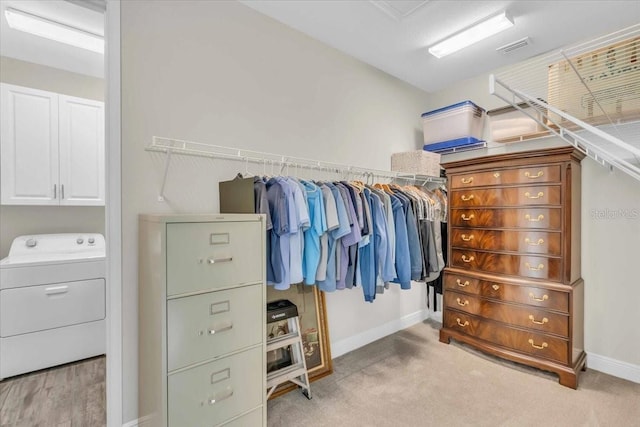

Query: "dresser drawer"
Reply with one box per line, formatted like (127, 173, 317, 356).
(167, 222, 263, 296)
(444, 291, 569, 336)
(451, 165, 561, 189)
(450, 185, 561, 208)
(450, 208, 561, 230)
(167, 284, 263, 371)
(450, 229, 561, 256)
(168, 346, 263, 427)
(444, 272, 570, 312)
(451, 250, 562, 281)
(444, 310, 569, 364)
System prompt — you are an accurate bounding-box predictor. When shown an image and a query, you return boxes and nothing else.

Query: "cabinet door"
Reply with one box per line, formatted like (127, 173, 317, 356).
(58, 95, 105, 206)
(1, 83, 59, 205)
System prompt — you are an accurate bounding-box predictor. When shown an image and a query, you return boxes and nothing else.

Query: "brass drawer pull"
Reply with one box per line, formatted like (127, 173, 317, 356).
(461, 194, 475, 201)
(526, 262, 544, 271)
(456, 318, 469, 327)
(461, 214, 475, 221)
(461, 177, 474, 184)
(456, 279, 470, 287)
(528, 315, 549, 325)
(528, 339, 548, 350)
(529, 292, 549, 302)
(525, 238, 544, 246)
(461, 255, 475, 263)
(492, 284, 500, 291)
(493, 172, 500, 178)
(525, 214, 544, 222)
(525, 171, 544, 179)
(461, 234, 474, 241)
(525, 191, 544, 199)
(456, 298, 469, 307)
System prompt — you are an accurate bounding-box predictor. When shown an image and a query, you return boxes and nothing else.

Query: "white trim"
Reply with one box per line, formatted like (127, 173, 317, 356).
(105, 1, 122, 427)
(122, 415, 153, 427)
(330, 309, 430, 358)
(587, 352, 640, 384)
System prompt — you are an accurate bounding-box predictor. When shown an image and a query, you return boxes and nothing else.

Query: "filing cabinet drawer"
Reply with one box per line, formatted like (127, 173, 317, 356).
(451, 250, 562, 282)
(451, 165, 561, 189)
(167, 221, 262, 296)
(167, 284, 263, 371)
(450, 208, 562, 229)
(220, 408, 263, 427)
(444, 272, 570, 312)
(444, 291, 569, 336)
(450, 185, 561, 208)
(168, 346, 263, 427)
(450, 229, 561, 256)
(443, 310, 569, 365)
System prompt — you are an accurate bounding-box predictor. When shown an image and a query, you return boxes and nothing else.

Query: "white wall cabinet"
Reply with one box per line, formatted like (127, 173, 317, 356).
(1, 83, 104, 206)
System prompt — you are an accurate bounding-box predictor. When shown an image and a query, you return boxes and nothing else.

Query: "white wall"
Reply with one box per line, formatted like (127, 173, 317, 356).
(0, 56, 105, 258)
(425, 72, 640, 369)
(121, 1, 430, 422)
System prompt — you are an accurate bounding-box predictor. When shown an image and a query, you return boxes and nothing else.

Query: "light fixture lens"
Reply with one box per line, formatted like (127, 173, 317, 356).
(429, 11, 514, 58)
(4, 8, 104, 54)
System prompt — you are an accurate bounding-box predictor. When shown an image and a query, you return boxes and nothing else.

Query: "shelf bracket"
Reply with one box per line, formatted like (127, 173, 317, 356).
(158, 148, 173, 202)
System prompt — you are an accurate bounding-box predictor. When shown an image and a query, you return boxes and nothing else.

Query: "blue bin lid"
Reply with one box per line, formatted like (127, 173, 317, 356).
(421, 100, 485, 118)
(423, 136, 482, 152)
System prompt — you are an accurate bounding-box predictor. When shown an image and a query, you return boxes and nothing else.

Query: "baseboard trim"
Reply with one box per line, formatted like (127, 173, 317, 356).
(123, 415, 153, 427)
(331, 309, 431, 358)
(587, 352, 640, 384)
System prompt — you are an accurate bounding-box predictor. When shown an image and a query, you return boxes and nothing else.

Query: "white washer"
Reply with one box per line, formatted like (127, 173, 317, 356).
(0, 233, 106, 380)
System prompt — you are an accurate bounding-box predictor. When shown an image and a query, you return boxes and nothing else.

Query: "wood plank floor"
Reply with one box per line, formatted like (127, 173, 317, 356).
(0, 356, 105, 427)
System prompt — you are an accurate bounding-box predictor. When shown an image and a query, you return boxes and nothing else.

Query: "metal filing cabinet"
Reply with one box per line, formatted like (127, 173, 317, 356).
(138, 214, 266, 427)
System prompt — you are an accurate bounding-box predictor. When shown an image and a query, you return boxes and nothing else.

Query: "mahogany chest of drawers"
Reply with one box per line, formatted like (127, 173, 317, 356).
(439, 147, 586, 388)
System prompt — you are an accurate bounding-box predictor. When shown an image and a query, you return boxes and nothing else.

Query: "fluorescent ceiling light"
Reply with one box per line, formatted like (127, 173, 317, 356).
(4, 7, 104, 54)
(429, 11, 514, 58)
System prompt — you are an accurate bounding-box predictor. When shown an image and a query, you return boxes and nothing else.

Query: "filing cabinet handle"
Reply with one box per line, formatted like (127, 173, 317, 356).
(456, 318, 469, 327)
(524, 171, 544, 179)
(525, 262, 544, 271)
(528, 315, 549, 325)
(209, 389, 234, 405)
(456, 298, 469, 307)
(461, 255, 475, 263)
(528, 339, 548, 350)
(206, 257, 233, 265)
(456, 279, 470, 287)
(524, 191, 544, 199)
(461, 194, 475, 201)
(529, 292, 549, 302)
(461, 177, 474, 184)
(525, 214, 544, 222)
(524, 238, 544, 246)
(461, 234, 474, 242)
(208, 324, 233, 335)
(461, 214, 475, 221)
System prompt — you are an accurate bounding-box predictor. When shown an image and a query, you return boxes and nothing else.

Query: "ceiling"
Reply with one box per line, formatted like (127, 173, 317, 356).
(240, 0, 640, 93)
(0, 0, 104, 78)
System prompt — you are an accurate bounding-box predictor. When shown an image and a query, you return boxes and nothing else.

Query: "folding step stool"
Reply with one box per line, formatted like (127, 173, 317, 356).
(266, 299, 312, 400)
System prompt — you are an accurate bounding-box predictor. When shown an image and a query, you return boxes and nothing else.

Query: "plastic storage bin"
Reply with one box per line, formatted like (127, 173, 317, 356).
(421, 100, 485, 146)
(487, 102, 546, 142)
(391, 150, 441, 176)
(423, 137, 486, 154)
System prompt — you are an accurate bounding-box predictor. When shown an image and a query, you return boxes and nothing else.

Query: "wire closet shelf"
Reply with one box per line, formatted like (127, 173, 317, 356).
(489, 23, 640, 182)
(146, 136, 446, 201)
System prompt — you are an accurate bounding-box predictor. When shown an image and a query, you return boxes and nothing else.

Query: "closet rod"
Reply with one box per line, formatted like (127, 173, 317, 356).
(147, 136, 446, 201)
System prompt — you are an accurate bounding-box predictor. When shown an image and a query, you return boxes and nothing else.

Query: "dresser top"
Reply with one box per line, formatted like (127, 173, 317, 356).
(442, 146, 586, 172)
(139, 213, 265, 224)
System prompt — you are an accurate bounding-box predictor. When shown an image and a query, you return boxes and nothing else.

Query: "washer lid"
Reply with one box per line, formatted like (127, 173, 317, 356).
(0, 233, 105, 267)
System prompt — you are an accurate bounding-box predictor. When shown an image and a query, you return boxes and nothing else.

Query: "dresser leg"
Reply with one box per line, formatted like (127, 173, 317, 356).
(558, 371, 578, 389)
(439, 329, 451, 344)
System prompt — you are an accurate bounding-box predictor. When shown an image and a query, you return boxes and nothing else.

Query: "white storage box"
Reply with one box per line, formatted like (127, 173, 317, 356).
(391, 150, 441, 176)
(422, 100, 485, 145)
(487, 102, 546, 142)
